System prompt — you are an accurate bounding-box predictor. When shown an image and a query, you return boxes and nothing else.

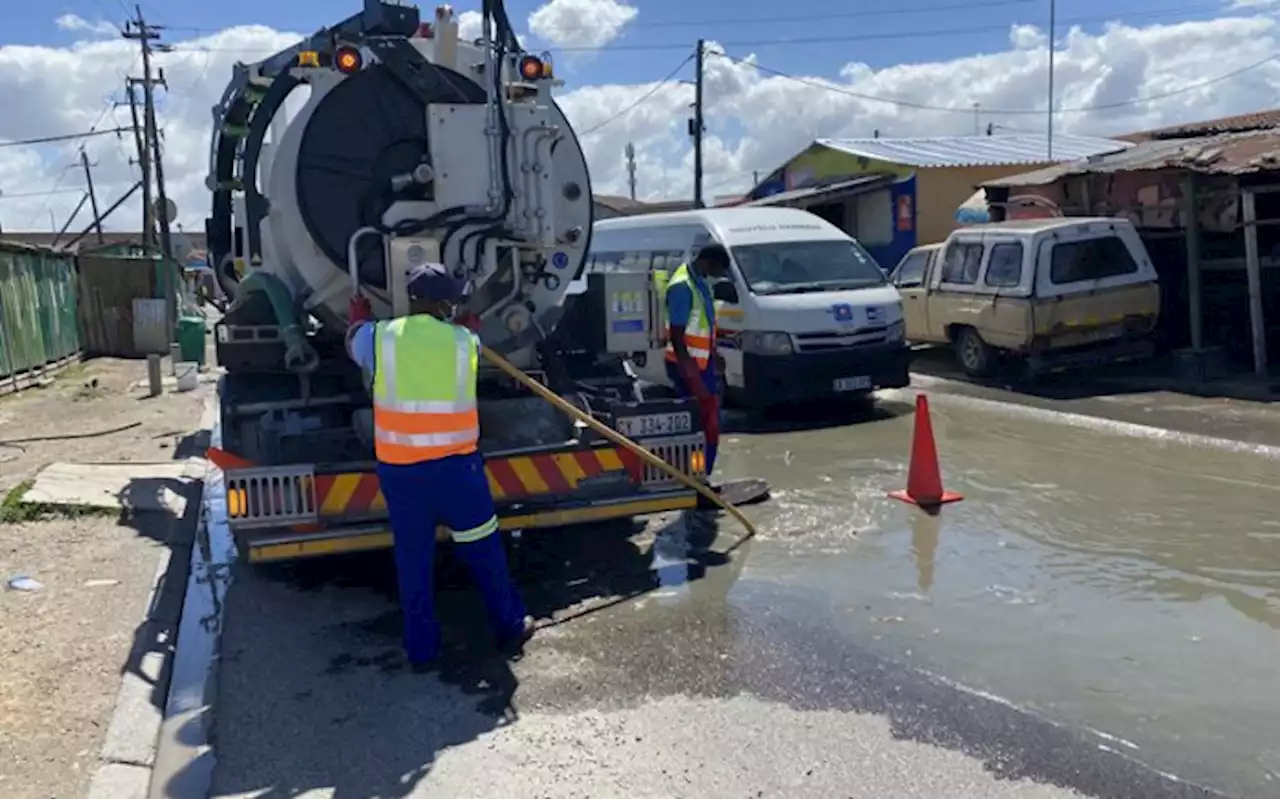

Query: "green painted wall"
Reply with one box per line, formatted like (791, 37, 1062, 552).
(0, 242, 80, 380)
(783, 145, 914, 189)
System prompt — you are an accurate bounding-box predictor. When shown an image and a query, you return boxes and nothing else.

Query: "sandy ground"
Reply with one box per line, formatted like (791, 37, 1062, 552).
(0, 357, 210, 496)
(0, 355, 213, 799)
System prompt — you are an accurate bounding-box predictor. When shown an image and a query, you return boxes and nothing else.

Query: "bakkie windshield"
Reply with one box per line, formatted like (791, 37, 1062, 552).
(731, 239, 887, 295)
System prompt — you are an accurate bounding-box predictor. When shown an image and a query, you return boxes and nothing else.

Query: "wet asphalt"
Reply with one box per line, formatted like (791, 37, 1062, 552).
(201, 369, 1279, 799)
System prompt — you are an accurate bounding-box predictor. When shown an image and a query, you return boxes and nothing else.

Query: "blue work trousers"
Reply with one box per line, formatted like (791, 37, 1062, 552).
(665, 359, 719, 476)
(376, 451, 527, 664)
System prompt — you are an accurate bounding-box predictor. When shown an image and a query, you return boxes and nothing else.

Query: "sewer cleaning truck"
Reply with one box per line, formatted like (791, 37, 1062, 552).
(204, 0, 719, 563)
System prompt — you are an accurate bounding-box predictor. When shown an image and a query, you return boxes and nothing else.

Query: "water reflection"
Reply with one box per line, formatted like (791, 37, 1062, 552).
(910, 511, 940, 594)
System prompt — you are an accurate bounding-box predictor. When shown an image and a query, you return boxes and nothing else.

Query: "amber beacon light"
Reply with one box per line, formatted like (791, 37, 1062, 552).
(518, 55, 545, 81)
(335, 46, 363, 74)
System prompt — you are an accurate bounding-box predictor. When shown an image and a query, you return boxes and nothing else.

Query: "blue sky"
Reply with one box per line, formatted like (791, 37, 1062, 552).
(18, 0, 1234, 91)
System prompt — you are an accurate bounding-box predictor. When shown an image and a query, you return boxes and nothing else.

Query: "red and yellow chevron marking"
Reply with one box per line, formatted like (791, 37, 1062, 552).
(313, 447, 639, 517)
(485, 447, 636, 500)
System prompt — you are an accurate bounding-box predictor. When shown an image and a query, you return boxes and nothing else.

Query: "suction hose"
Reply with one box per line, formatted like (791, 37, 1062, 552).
(479, 344, 759, 541)
(234, 271, 320, 373)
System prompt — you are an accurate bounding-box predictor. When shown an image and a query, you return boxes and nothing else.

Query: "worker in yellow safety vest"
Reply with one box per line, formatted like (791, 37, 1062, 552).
(662, 244, 731, 477)
(346, 264, 533, 669)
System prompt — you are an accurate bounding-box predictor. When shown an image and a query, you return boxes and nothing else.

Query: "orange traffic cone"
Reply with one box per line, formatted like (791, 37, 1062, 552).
(888, 394, 963, 508)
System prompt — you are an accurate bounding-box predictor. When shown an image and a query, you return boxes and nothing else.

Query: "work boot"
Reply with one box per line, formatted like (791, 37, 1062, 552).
(499, 615, 536, 658)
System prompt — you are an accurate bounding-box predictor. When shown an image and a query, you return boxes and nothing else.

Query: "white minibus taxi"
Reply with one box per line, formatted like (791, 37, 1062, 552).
(585, 207, 909, 407)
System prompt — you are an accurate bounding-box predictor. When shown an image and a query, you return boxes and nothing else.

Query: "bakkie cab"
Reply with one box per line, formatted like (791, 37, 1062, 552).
(890, 217, 1161, 377)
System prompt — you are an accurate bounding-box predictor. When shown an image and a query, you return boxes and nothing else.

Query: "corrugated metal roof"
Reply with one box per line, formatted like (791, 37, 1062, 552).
(1121, 109, 1280, 142)
(746, 174, 892, 207)
(816, 134, 1131, 168)
(984, 129, 1280, 188)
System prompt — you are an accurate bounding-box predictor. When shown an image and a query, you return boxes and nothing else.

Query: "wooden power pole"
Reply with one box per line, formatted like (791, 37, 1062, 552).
(625, 142, 637, 201)
(122, 82, 153, 252)
(79, 149, 105, 245)
(124, 5, 177, 341)
(690, 39, 705, 209)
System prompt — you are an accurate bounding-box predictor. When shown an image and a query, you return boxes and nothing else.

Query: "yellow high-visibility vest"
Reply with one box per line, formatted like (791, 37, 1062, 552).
(372, 315, 480, 465)
(663, 263, 714, 369)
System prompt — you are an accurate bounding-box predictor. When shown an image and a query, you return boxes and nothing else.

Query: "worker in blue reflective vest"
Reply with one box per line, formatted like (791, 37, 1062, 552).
(346, 264, 534, 668)
(664, 244, 731, 478)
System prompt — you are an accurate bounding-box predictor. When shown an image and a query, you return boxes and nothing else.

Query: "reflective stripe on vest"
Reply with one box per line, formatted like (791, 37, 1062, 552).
(372, 315, 480, 465)
(663, 263, 714, 368)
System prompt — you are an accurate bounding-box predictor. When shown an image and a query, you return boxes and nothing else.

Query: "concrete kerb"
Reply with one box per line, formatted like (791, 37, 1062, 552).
(145, 393, 234, 799)
(85, 394, 220, 799)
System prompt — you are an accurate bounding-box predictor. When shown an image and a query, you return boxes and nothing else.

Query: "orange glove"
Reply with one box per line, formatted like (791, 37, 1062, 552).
(677, 359, 712, 406)
(348, 295, 372, 326)
(456, 312, 482, 333)
(700, 394, 720, 447)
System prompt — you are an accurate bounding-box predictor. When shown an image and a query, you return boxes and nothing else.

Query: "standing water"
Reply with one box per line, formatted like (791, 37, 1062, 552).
(716, 394, 1280, 797)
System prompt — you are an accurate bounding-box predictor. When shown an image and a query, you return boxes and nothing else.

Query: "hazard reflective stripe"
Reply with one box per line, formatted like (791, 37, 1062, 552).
(373, 317, 480, 463)
(374, 427, 480, 448)
(663, 263, 715, 368)
(448, 515, 499, 543)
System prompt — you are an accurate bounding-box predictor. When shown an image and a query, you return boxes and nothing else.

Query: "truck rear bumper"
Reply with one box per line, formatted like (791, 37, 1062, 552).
(240, 489, 698, 563)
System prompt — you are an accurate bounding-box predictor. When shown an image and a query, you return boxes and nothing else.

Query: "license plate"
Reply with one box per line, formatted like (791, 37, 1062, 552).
(833, 376, 872, 392)
(617, 412, 692, 438)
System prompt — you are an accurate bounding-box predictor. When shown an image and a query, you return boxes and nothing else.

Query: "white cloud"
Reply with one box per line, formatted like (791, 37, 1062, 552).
(2, 14, 1279, 235)
(54, 14, 118, 38)
(456, 10, 485, 42)
(528, 0, 639, 49)
(454, 10, 527, 48)
(1010, 24, 1047, 50)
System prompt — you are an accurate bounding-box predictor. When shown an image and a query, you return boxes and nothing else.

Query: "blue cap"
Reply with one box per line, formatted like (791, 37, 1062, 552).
(405, 264, 464, 302)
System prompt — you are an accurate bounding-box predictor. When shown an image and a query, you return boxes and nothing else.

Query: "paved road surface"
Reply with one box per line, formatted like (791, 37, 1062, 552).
(202, 384, 1276, 798)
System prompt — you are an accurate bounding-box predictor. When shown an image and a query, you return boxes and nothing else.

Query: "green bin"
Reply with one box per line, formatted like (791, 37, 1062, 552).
(176, 315, 207, 367)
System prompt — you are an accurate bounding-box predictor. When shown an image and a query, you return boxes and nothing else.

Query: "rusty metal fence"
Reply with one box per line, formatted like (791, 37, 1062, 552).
(0, 241, 81, 392)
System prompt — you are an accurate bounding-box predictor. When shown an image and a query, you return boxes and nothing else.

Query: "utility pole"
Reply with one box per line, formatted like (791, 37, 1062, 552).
(79, 150, 105, 245)
(124, 5, 176, 341)
(122, 82, 153, 251)
(690, 39, 705, 209)
(1047, 0, 1056, 159)
(625, 142, 637, 201)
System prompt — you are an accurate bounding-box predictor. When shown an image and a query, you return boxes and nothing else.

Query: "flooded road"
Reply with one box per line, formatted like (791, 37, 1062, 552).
(716, 390, 1280, 797)
(201, 388, 1279, 798)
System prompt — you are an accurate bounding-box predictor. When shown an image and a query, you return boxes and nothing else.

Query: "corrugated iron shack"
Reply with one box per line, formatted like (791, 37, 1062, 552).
(983, 127, 1280, 382)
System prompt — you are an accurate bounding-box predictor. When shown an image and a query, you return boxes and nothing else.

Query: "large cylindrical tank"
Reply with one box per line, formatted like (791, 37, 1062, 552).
(254, 30, 593, 358)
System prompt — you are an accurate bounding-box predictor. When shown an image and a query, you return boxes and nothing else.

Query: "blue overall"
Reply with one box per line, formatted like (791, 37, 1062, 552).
(350, 321, 527, 664)
(664, 272, 720, 476)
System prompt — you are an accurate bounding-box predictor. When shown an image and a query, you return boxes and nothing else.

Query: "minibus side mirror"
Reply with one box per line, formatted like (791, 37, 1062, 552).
(712, 281, 739, 303)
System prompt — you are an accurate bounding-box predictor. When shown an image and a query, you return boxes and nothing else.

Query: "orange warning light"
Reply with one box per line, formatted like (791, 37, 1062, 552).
(335, 46, 363, 74)
(518, 55, 543, 81)
(297, 50, 320, 68)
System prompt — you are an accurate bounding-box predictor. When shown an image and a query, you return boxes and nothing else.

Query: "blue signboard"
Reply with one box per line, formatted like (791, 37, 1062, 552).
(552, 251, 569, 269)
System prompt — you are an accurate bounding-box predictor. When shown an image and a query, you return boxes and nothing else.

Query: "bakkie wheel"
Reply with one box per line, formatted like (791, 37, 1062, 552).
(955, 327, 997, 378)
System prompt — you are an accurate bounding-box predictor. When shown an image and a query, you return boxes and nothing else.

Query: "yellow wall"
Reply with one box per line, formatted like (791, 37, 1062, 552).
(915, 163, 1054, 244)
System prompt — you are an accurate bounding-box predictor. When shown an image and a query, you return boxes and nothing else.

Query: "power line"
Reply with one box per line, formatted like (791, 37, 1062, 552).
(579, 54, 694, 136)
(711, 51, 1280, 115)
(634, 0, 1039, 28)
(568, 4, 1228, 52)
(0, 127, 133, 148)
(0, 188, 84, 200)
(162, 2, 1230, 56)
